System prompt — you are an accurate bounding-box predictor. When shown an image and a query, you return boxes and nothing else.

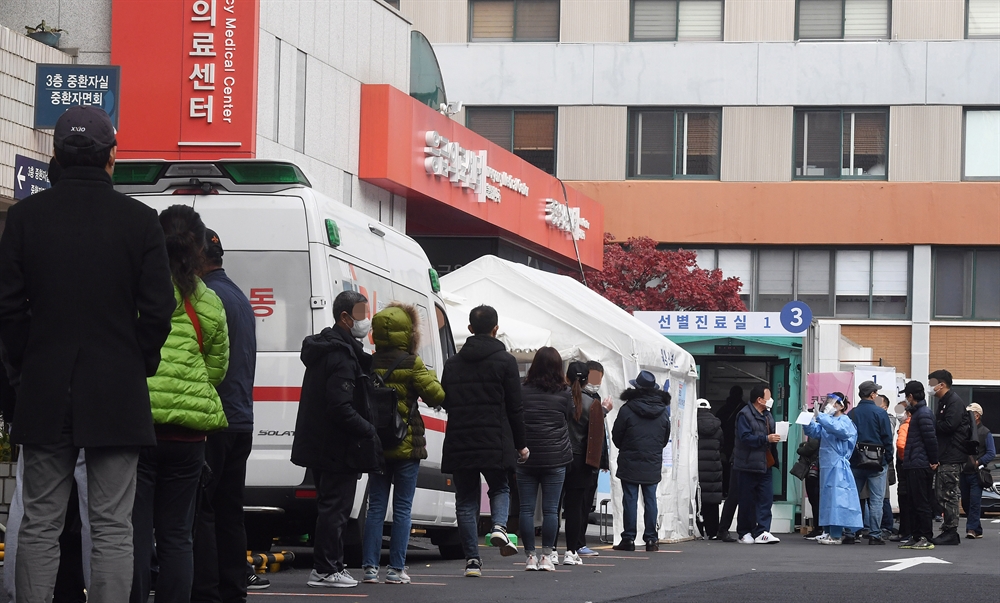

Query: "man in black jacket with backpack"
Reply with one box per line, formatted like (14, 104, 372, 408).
(928, 369, 972, 546)
(291, 291, 382, 588)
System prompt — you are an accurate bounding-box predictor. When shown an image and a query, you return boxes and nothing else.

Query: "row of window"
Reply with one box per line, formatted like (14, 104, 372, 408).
(466, 107, 1000, 181)
(683, 247, 999, 320)
(466, 0, 1000, 42)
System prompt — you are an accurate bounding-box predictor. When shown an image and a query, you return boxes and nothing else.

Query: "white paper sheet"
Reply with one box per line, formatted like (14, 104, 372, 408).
(796, 411, 814, 426)
(775, 421, 789, 442)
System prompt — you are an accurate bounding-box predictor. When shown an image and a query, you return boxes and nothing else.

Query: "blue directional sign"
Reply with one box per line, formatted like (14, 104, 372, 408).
(13, 154, 52, 201)
(34, 64, 120, 129)
(779, 301, 813, 334)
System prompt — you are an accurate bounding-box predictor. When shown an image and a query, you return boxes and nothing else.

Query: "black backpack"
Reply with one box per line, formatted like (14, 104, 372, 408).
(370, 354, 414, 450)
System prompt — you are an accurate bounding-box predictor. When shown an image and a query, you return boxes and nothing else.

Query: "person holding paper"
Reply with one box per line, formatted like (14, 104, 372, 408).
(803, 394, 863, 545)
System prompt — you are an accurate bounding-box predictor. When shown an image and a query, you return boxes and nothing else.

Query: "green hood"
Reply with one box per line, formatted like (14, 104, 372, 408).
(372, 304, 419, 354)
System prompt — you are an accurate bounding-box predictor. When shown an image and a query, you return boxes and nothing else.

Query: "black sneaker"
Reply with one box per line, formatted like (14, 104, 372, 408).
(897, 537, 919, 549)
(841, 535, 856, 545)
(888, 533, 906, 542)
(464, 558, 482, 577)
(931, 530, 960, 546)
(911, 537, 935, 550)
(489, 525, 519, 557)
(868, 537, 885, 545)
(804, 529, 823, 539)
(612, 540, 635, 551)
(719, 531, 737, 543)
(645, 540, 659, 552)
(247, 572, 271, 590)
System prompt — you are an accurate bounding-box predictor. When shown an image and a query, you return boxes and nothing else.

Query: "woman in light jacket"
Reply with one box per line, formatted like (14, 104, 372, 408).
(130, 205, 229, 603)
(803, 392, 863, 545)
(517, 347, 573, 572)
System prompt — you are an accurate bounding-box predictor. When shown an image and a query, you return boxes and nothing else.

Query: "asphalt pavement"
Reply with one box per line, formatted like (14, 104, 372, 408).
(250, 521, 1000, 603)
(2, 522, 997, 602)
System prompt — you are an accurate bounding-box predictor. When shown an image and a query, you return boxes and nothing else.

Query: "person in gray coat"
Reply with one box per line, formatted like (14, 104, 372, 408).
(612, 371, 671, 552)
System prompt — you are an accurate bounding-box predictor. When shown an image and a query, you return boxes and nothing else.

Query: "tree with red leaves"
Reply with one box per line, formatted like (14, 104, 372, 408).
(586, 233, 747, 313)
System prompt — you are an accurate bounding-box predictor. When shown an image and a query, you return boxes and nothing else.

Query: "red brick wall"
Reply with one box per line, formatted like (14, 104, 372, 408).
(840, 325, 913, 377)
(930, 327, 1000, 381)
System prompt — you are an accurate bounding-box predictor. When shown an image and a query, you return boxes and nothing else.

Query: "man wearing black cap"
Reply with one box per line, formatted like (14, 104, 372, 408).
(847, 380, 894, 545)
(0, 105, 175, 603)
(192, 229, 262, 601)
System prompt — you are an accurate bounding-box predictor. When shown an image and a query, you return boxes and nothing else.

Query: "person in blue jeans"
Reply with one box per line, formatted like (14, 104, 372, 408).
(846, 381, 894, 545)
(612, 371, 671, 552)
(440, 306, 529, 577)
(362, 305, 445, 585)
(516, 347, 574, 571)
(961, 404, 996, 539)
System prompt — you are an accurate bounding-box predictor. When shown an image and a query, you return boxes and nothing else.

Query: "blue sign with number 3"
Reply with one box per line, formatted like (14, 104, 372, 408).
(779, 301, 812, 334)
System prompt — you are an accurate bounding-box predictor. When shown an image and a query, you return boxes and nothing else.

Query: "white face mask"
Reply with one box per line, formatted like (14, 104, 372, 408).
(896, 411, 907, 421)
(350, 317, 371, 339)
(764, 398, 774, 411)
(823, 404, 838, 416)
(583, 384, 600, 395)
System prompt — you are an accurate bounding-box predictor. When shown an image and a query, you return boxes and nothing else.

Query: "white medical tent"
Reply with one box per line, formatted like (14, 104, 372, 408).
(440, 255, 700, 543)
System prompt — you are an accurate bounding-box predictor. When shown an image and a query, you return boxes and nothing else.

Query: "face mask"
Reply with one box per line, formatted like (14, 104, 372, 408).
(583, 384, 600, 395)
(896, 411, 907, 421)
(823, 404, 838, 416)
(350, 317, 371, 339)
(764, 398, 774, 411)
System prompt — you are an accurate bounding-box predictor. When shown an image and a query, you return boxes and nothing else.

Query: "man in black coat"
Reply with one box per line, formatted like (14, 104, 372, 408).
(291, 291, 382, 588)
(0, 106, 175, 603)
(733, 385, 781, 544)
(898, 381, 939, 550)
(611, 371, 671, 552)
(440, 305, 528, 577)
(928, 369, 971, 546)
(696, 399, 724, 539)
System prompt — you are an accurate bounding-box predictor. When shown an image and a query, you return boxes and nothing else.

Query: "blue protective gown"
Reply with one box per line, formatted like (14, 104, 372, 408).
(803, 413, 864, 530)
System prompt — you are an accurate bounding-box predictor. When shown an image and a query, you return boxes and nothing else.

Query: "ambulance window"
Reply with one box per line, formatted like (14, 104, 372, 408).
(221, 251, 311, 352)
(436, 304, 457, 361)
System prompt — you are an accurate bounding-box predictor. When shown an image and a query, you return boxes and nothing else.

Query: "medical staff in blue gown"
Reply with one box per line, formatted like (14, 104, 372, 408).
(803, 393, 864, 544)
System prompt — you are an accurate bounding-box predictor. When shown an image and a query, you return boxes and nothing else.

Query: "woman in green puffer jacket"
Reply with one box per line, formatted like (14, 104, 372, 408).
(361, 303, 444, 584)
(130, 205, 229, 603)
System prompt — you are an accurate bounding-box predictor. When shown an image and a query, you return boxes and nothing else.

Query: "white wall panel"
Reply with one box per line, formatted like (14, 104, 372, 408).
(889, 105, 962, 182)
(556, 106, 627, 180)
(561, 0, 630, 42)
(927, 41, 1000, 105)
(720, 106, 794, 182)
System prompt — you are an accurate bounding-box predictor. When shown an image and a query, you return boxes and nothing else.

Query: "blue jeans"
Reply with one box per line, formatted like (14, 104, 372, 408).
(621, 481, 658, 543)
(452, 469, 510, 561)
(881, 491, 894, 534)
(852, 467, 886, 539)
(735, 470, 773, 539)
(516, 466, 566, 553)
(362, 460, 420, 571)
(960, 472, 983, 534)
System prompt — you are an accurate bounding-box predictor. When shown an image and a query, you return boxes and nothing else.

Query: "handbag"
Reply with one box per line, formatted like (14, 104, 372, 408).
(978, 466, 994, 489)
(790, 459, 809, 481)
(850, 442, 884, 472)
(370, 354, 414, 450)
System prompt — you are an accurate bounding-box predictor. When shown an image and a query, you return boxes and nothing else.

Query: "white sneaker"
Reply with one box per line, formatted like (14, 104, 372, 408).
(807, 531, 829, 541)
(562, 551, 583, 566)
(538, 554, 556, 571)
(754, 531, 780, 544)
(817, 535, 842, 545)
(738, 533, 755, 544)
(548, 551, 559, 567)
(308, 569, 359, 588)
(525, 553, 539, 571)
(489, 526, 519, 557)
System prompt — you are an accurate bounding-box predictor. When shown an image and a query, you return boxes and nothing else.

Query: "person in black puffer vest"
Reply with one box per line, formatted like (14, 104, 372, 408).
(612, 371, 671, 552)
(516, 347, 573, 572)
(696, 399, 724, 539)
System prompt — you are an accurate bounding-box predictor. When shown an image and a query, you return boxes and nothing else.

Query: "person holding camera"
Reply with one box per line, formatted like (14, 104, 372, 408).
(803, 393, 863, 545)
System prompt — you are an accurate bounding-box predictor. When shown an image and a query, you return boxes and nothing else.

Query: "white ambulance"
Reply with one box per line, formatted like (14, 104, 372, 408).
(114, 159, 463, 559)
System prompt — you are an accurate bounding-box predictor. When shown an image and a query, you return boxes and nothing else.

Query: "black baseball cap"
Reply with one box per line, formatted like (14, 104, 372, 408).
(902, 381, 924, 396)
(206, 229, 224, 261)
(53, 106, 117, 154)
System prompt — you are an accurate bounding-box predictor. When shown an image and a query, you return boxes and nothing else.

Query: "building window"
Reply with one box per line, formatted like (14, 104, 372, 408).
(469, 0, 560, 42)
(968, 0, 1000, 38)
(631, 0, 724, 41)
(964, 109, 1000, 180)
(692, 248, 909, 317)
(627, 109, 721, 179)
(794, 109, 887, 179)
(466, 107, 557, 174)
(796, 0, 890, 40)
(933, 248, 1000, 320)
